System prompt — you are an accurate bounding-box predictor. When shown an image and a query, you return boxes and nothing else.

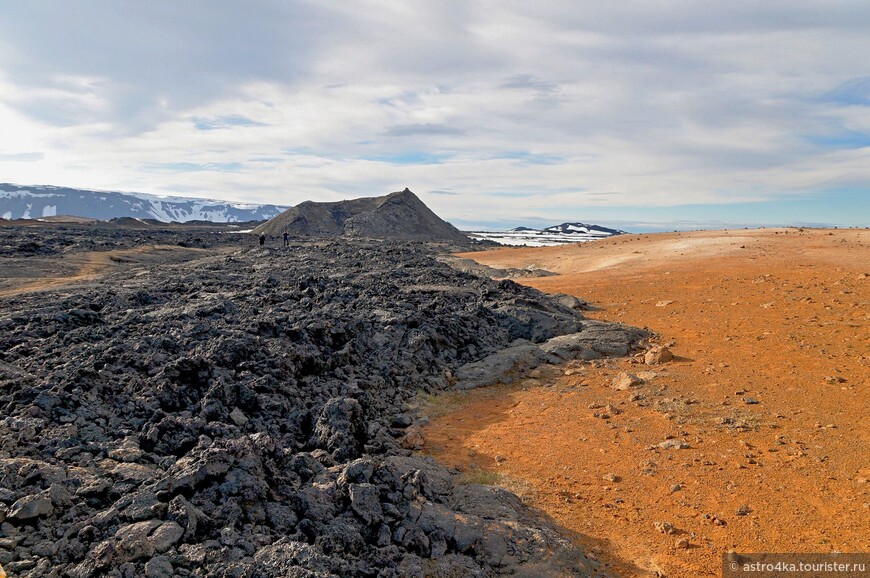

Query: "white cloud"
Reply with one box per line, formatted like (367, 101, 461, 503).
(0, 1, 868, 226)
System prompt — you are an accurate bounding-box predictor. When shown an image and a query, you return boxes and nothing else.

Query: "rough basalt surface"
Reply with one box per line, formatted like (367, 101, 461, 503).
(0, 228, 645, 577)
(253, 188, 471, 244)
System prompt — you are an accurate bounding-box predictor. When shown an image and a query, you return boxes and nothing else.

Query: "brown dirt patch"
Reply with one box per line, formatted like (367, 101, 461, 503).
(0, 245, 218, 297)
(424, 228, 870, 577)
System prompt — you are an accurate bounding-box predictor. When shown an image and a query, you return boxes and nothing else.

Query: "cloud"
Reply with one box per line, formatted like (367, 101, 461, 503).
(0, 1, 868, 227)
(362, 152, 449, 164)
(0, 152, 44, 162)
(382, 124, 467, 137)
(490, 151, 563, 165)
(0, 0, 335, 131)
(499, 74, 559, 94)
(144, 162, 245, 173)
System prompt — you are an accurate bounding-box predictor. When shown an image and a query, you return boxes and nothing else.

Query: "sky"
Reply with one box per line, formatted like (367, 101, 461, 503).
(1, 1, 869, 231)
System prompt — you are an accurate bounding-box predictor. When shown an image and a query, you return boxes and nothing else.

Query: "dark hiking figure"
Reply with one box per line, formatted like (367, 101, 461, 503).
(282, 231, 289, 247)
(259, 233, 266, 247)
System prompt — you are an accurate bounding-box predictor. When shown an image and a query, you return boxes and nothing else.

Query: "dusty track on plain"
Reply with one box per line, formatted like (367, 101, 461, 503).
(0, 245, 226, 297)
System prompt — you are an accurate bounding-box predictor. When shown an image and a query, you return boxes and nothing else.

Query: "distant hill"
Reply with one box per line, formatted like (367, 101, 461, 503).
(254, 188, 470, 244)
(469, 222, 627, 246)
(0, 183, 288, 223)
(540, 222, 626, 237)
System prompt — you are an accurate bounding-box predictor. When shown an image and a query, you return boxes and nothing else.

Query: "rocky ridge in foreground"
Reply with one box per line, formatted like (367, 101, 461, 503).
(0, 232, 646, 577)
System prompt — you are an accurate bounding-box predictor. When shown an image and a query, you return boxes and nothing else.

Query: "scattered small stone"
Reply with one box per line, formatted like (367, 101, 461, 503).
(108, 437, 145, 462)
(735, 504, 751, 516)
(675, 537, 690, 549)
(644, 345, 674, 365)
(655, 300, 674, 307)
(654, 521, 676, 535)
(390, 413, 413, 428)
(7, 494, 53, 521)
(743, 397, 759, 405)
(612, 372, 643, 390)
(657, 440, 689, 450)
(669, 484, 681, 493)
(602, 473, 621, 483)
(145, 555, 174, 578)
(400, 425, 425, 450)
(824, 376, 845, 384)
(229, 407, 249, 426)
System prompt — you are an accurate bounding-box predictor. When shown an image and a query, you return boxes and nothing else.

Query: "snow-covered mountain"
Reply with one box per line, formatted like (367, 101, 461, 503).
(467, 222, 627, 246)
(0, 183, 288, 223)
(540, 222, 625, 237)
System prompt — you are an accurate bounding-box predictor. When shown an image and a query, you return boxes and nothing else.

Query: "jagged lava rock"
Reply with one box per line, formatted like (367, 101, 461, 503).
(0, 231, 646, 577)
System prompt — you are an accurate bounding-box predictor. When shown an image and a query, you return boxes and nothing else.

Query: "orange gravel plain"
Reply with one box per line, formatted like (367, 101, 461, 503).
(424, 228, 869, 577)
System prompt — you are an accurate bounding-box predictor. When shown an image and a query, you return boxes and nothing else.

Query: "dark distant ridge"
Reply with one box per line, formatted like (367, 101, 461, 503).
(254, 188, 470, 244)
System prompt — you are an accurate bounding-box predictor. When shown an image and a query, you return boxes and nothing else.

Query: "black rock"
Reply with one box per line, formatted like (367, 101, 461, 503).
(313, 398, 366, 462)
(0, 229, 646, 577)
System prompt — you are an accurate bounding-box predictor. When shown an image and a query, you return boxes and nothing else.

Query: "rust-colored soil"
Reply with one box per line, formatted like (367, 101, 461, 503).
(424, 228, 869, 577)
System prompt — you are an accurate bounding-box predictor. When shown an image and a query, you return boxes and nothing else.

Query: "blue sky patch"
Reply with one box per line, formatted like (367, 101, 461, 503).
(823, 77, 870, 106)
(491, 151, 563, 165)
(806, 130, 870, 150)
(189, 115, 268, 130)
(362, 152, 448, 164)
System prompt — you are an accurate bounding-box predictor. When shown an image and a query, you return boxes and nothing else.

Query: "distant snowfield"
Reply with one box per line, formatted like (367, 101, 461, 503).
(467, 226, 623, 246)
(0, 183, 288, 222)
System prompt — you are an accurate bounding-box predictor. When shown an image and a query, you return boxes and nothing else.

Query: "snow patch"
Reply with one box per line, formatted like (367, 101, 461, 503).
(468, 232, 598, 246)
(0, 189, 60, 199)
(42, 205, 57, 217)
(1, 183, 288, 223)
(468, 222, 625, 246)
